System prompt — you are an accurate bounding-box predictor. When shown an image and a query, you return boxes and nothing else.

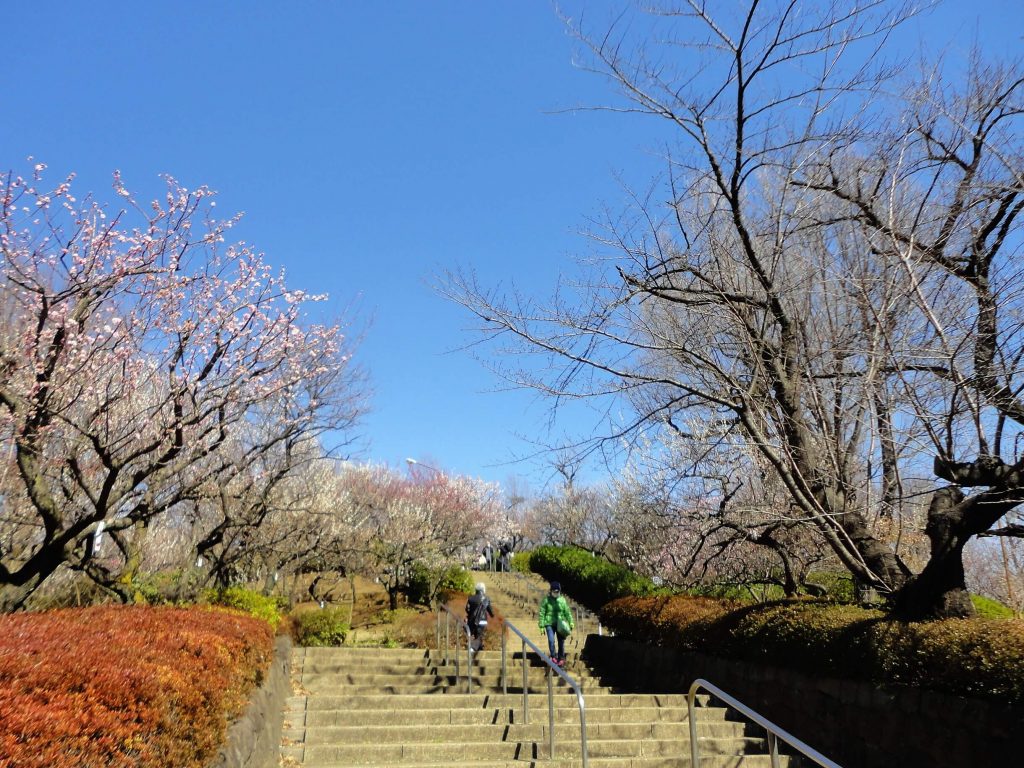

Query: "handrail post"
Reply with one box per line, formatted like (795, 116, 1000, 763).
(501, 624, 508, 695)
(577, 690, 589, 768)
(688, 684, 700, 768)
(768, 732, 781, 768)
(521, 637, 528, 724)
(466, 625, 473, 694)
(547, 663, 555, 759)
(444, 612, 450, 666)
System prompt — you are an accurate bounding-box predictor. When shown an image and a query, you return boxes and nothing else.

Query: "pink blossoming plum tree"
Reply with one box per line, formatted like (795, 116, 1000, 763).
(337, 463, 501, 609)
(0, 165, 360, 610)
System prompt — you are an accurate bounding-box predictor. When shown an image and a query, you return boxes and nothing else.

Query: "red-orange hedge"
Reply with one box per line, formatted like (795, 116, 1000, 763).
(0, 605, 274, 768)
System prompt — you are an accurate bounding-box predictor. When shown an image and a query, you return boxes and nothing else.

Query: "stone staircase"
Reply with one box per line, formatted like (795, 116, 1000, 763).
(281, 571, 796, 767)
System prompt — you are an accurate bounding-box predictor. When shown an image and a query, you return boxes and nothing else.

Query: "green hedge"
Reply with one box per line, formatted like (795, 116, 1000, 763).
(528, 545, 665, 608)
(510, 550, 533, 573)
(295, 607, 350, 646)
(602, 595, 1024, 703)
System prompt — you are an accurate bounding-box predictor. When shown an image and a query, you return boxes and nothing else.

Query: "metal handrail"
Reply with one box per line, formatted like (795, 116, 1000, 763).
(435, 604, 474, 693)
(501, 619, 588, 767)
(687, 679, 843, 768)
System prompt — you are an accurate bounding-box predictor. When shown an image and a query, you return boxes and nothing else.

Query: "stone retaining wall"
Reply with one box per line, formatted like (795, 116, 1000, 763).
(210, 634, 291, 768)
(583, 634, 1023, 768)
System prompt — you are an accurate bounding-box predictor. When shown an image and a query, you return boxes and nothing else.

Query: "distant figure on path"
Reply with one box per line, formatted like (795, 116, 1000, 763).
(538, 581, 574, 666)
(498, 541, 511, 572)
(482, 542, 494, 571)
(466, 582, 494, 652)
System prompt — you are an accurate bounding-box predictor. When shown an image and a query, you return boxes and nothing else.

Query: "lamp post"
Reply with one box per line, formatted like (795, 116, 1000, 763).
(405, 457, 444, 475)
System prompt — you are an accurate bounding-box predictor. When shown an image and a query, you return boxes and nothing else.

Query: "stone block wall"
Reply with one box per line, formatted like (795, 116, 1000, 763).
(583, 634, 1024, 768)
(210, 634, 292, 768)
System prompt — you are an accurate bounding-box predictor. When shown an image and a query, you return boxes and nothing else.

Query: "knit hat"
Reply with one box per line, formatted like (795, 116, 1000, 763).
(549, 581, 561, 591)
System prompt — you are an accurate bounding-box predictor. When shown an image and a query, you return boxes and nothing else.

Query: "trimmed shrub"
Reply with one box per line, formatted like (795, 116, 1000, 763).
(528, 545, 664, 608)
(0, 605, 273, 768)
(601, 594, 1024, 703)
(295, 607, 350, 646)
(804, 571, 857, 602)
(510, 550, 533, 573)
(682, 583, 787, 601)
(202, 586, 282, 629)
(407, 562, 474, 606)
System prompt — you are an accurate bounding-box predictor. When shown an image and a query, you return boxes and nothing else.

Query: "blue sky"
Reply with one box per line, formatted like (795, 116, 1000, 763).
(4, 2, 1022, 493)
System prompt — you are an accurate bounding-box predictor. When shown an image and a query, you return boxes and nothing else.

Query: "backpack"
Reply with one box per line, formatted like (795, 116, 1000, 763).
(468, 596, 489, 625)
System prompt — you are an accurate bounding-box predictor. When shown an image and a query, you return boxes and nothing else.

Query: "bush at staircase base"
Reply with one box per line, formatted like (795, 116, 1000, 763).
(583, 634, 1023, 768)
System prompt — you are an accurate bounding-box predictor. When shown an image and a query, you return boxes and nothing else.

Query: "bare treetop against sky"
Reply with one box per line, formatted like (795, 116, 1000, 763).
(3, 1, 1022, 487)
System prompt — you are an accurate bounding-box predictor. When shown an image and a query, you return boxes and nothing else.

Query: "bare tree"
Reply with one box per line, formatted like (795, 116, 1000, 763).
(524, 456, 619, 554)
(611, 428, 833, 597)
(447, 1, 1024, 618)
(794, 53, 1024, 616)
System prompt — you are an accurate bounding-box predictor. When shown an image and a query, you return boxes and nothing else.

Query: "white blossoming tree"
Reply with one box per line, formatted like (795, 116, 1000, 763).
(0, 165, 361, 610)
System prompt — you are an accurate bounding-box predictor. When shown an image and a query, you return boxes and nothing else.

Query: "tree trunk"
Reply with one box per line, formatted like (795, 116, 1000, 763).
(0, 579, 43, 613)
(0, 537, 77, 611)
(893, 486, 975, 619)
(824, 487, 912, 594)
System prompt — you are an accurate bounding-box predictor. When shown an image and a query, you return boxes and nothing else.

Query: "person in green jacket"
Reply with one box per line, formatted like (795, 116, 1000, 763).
(538, 581, 574, 666)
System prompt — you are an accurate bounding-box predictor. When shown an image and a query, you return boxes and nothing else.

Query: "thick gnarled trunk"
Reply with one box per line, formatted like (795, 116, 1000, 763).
(0, 580, 43, 613)
(894, 486, 974, 619)
(894, 456, 1024, 619)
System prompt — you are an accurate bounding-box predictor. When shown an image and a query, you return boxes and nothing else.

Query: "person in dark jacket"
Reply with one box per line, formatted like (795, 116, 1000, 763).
(466, 582, 495, 652)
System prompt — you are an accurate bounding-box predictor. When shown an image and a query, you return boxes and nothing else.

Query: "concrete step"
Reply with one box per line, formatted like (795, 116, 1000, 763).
(290, 692, 705, 711)
(294, 683, 608, 696)
(296, 671, 584, 685)
(296, 674, 602, 692)
(293, 720, 751, 745)
(293, 735, 770, 765)
(294, 651, 430, 663)
(285, 757, 790, 768)
(295, 657, 592, 673)
(524, 736, 768, 759)
(294, 666, 602, 682)
(293, 704, 731, 728)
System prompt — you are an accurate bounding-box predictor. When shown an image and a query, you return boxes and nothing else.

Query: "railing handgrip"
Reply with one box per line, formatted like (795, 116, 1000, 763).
(687, 678, 842, 768)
